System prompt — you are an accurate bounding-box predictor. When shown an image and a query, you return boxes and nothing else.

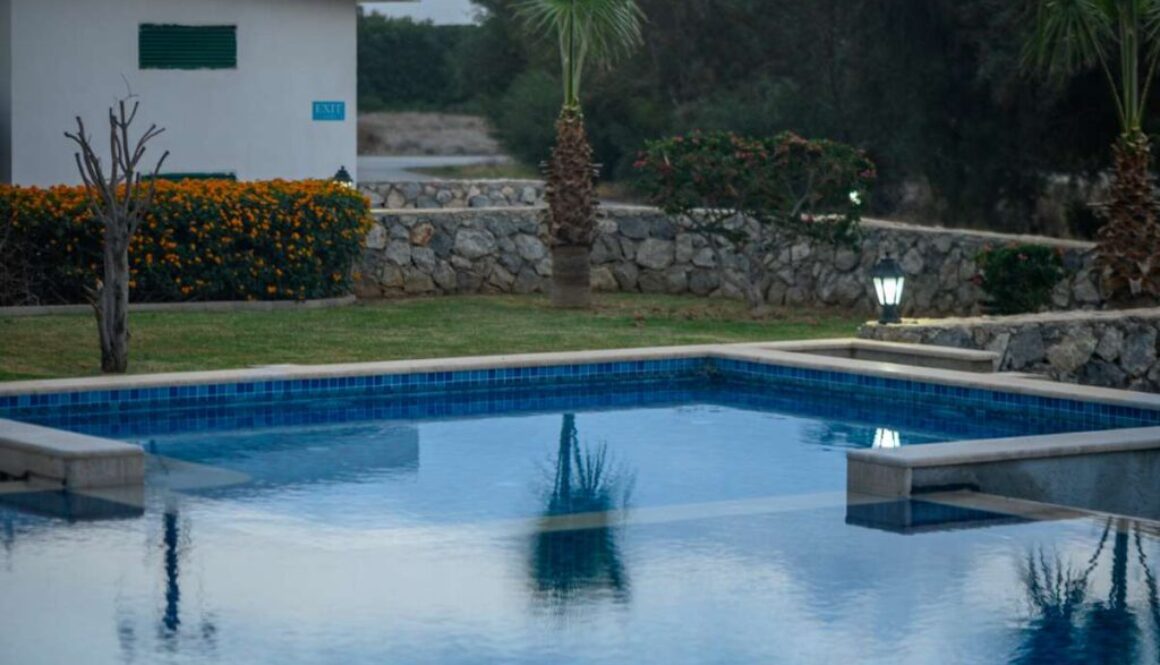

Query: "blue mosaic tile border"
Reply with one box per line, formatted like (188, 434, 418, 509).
(26, 377, 1127, 446)
(0, 358, 706, 417)
(710, 357, 1160, 428)
(2, 355, 1159, 432)
(22, 379, 711, 440)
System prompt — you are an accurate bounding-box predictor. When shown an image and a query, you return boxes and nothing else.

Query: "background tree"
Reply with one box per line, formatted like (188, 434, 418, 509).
(514, 0, 645, 308)
(65, 100, 168, 373)
(357, 10, 477, 111)
(456, 0, 1126, 235)
(1024, 0, 1160, 300)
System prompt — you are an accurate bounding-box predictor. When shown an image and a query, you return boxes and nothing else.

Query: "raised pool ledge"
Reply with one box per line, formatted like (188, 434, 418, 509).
(0, 419, 144, 489)
(848, 428, 1160, 520)
(753, 338, 998, 373)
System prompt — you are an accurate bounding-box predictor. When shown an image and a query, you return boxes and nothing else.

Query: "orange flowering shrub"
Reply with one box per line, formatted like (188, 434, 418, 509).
(0, 179, 371, 306)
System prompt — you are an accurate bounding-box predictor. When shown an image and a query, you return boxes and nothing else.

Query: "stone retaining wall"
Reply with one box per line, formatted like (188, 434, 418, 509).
(859, 309, 1160, 392)
(359, 180, 544, 209)
(357, 205, 1100, 315)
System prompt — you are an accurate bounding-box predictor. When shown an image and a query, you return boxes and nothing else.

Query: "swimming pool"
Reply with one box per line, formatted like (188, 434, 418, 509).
(2, 349, 1160, 664)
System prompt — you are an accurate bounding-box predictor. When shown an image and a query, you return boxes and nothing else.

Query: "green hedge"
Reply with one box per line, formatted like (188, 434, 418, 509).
(974, 243, 1066, 315)
(0, 179, 371, 306)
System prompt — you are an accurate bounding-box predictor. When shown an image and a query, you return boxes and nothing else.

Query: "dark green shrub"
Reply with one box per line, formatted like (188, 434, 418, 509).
(974, 244, 1065, 314)
(0, 180, 371, 306)
(635, 130, 876, 244)
(633, 130, 874, 309)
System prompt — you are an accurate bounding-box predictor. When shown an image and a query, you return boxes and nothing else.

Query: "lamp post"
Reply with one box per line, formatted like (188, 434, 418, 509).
(872, 254, 905, 324)
(333, 165, 355, 189)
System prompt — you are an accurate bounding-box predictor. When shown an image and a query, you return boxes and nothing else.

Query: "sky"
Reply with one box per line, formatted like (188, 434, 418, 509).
(364, 0, 479, 25)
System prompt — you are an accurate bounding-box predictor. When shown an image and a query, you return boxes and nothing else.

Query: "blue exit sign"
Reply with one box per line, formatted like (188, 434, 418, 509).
(312, 101, 346, 121)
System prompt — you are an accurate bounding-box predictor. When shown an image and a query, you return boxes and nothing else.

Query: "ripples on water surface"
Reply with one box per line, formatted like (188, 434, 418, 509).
(1, 380, 1159, 664)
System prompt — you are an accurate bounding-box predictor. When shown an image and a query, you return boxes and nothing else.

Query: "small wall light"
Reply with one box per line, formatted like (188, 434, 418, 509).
(333, 165, 355, 188)
(872, 254, 905, 324)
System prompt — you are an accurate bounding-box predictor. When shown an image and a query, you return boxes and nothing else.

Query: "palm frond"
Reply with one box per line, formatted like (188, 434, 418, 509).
(515, 0, 644, 107)
(516, 0, 643, 61)
(1023, 0, 1115, 78)
(1140, 0, 1160, 93)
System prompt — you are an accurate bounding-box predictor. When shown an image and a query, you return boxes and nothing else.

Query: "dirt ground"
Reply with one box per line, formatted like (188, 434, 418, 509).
(358, 112, 502, 156)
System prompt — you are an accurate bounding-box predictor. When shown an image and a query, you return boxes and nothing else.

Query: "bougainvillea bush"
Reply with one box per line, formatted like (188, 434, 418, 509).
(0, 179, 371, 306)
(634, 130, 875, 309)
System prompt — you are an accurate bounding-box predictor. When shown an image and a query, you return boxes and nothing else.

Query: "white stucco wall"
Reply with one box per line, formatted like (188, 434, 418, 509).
(8, 0, 357, 186)
(0, 0, 12, 184)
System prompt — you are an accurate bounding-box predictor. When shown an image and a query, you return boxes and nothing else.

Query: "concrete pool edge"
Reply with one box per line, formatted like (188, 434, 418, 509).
(847, 428, 1160, 520)
(751, 338, 999, 373)
(0, 420, 144, 489)
(3, 340, 1160, 408)
(6, 341, 1160, 498)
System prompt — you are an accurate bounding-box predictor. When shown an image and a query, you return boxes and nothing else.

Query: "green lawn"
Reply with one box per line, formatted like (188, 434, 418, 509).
(0, 295, 865, 381)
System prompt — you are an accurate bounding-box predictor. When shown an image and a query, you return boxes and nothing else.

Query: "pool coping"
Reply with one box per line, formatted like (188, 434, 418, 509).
(5, 341, 1160, 497)
(4, 341, 1159, 407)
(0, 420, 144, 489)
(753, 338, 999, 373)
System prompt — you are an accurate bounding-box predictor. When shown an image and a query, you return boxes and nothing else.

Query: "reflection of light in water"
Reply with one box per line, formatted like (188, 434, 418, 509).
(873, 428, 901, 449)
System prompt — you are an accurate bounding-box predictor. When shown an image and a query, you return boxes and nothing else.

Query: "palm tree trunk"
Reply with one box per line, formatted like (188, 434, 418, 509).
(550, 245, 592, 308)
(1097, 129, 1160, 301)
(545, 109, 597, 309)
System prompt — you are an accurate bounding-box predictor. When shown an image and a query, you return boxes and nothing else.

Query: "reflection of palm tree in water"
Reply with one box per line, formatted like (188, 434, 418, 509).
(1015, 518, 1160, 664)
(116, 499, 217, 660)
(530, 414, 634, 608)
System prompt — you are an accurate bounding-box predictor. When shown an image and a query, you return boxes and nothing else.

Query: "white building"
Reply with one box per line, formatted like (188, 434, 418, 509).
(0, 0, 367, 186)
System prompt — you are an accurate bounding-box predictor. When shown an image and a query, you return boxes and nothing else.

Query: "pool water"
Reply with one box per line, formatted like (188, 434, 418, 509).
(2, 379, 1160, 664)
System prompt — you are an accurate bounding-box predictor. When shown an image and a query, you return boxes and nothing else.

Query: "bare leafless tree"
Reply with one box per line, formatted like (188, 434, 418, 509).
(64, 100, 168, 373)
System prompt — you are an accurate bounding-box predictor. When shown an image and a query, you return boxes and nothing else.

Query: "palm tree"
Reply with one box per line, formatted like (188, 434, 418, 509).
(1024, 0, 1160, 300)
(515, 0, 645, 308)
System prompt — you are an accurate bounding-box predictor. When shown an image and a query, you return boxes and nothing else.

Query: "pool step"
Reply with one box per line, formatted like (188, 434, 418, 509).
(757, 339, 999, 373)
(847, 427, 1160, 522)
(0, 419, 144, 489)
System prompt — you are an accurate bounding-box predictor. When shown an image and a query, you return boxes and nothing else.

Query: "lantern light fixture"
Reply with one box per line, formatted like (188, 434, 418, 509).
(872, 254, 905, 324)
(333, 165, 355, 189)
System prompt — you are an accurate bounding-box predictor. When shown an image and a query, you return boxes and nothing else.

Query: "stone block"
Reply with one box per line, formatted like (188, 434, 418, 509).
(364, 224, 387, 250)
(591, 266, 618, 292)
(613, 263, 639, 291)
(636, 238, 675, 271)
(454, 228, 497, 259)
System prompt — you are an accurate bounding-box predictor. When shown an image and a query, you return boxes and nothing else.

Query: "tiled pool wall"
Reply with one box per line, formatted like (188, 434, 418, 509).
(16, 379, 712, 440)
(3, 356, 1160, 433)
(713, 357, 1160, 429)
(5, 377, 1092, 444)
(0, 359, 706, 416)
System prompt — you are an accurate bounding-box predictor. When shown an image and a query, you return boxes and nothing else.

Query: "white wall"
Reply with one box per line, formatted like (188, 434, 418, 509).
(9, 0, 357, 186)
(0, 0, 11, 183)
